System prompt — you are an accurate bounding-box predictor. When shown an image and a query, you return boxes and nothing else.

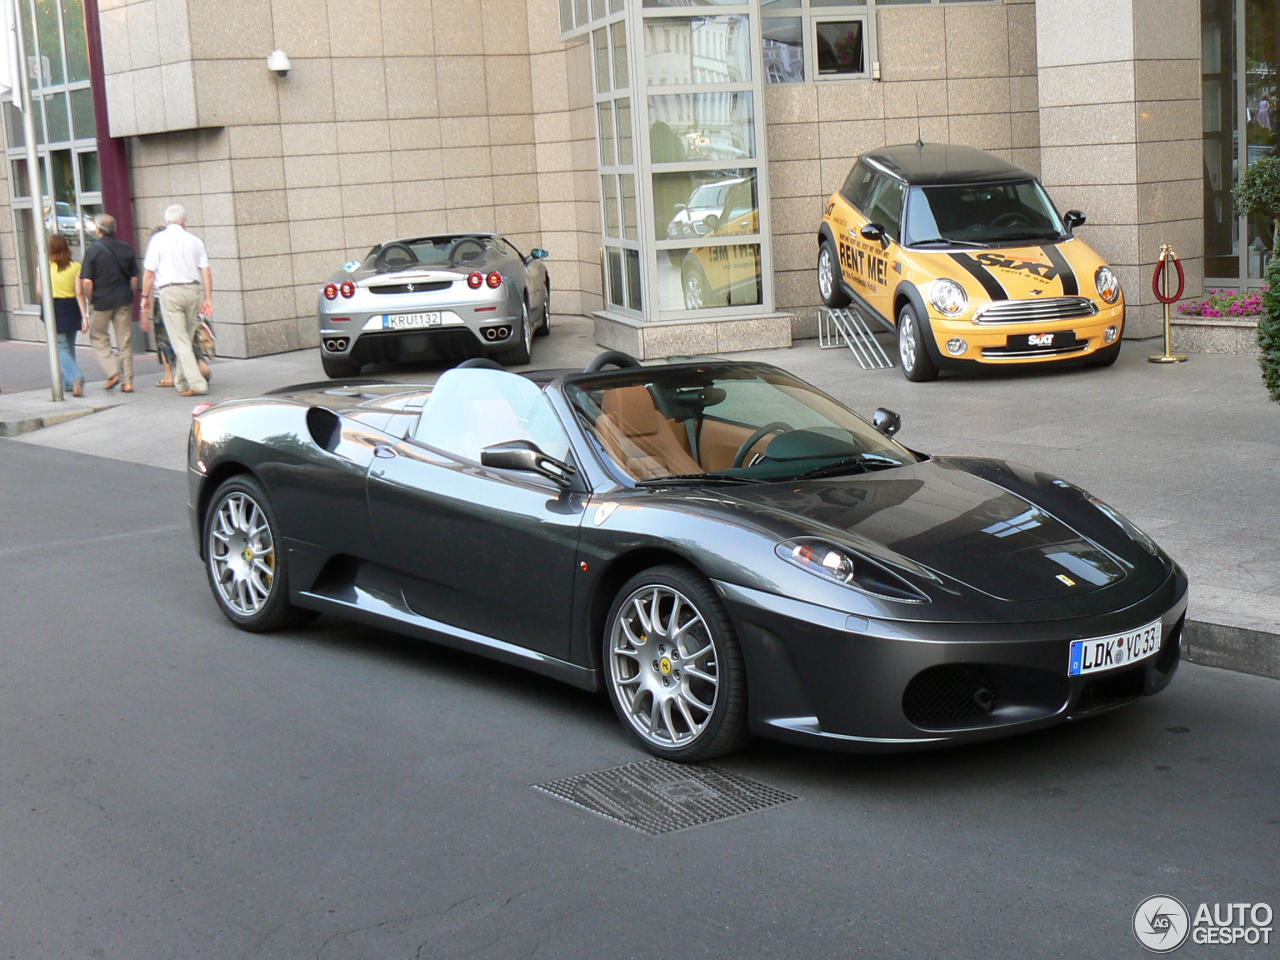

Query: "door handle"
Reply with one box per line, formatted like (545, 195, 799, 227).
(373, 444, 398, 459)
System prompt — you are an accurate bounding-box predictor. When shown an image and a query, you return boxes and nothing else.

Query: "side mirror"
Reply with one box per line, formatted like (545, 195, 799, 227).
(872, 407, 902, 438)
(480, 439, 575, 488)
(1063, 210, 1086, 232)
(530, 248, 549, 259)
(673, 203, 687, 212)
(860, 222, 889, 249)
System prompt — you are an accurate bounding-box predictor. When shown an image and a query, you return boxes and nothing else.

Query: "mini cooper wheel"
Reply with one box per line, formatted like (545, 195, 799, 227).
(682, 262, 709, 311)
(497, 301, 533, 365)
(322, 354, 361, 379)
(817, 238, 851, 308)
(204, 476, 310, 632)
(534, 283, 551, 337)
(897, 303, 939, 382)
(603, 565, 749, 762)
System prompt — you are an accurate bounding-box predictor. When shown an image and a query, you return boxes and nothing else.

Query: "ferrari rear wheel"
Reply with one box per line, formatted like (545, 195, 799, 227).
(604, 565, 749, 762)
(496, 300, 533, 365)
(204, 476, 313, 632)
(818, 238, 851, 308)
(322, 354, 361, 379)
(534, 283, 551, 337)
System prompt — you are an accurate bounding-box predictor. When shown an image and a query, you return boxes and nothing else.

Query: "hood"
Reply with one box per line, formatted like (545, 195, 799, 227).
(724, 460, 1127, 602)
(913, 237, 1111, 304)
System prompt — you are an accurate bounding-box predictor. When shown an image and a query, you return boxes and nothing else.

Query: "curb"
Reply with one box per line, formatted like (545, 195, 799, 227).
(0, 404, 102, 437)
(1184, 619, 1280, 681)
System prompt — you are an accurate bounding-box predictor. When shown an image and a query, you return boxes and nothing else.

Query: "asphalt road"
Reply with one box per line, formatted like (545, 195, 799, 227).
(0, 441, 1276, 960)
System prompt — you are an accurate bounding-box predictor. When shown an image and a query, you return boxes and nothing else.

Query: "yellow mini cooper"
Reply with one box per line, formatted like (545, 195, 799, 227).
(818, 143, 1124, 381)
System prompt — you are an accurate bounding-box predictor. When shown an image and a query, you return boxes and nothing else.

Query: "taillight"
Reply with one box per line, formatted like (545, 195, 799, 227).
(323, 283, 338, 300)
(340, 281, 355, 298)
(191, 402, 213, 417)
(486, 271, 502, 289)
(467, 271, 483, 289)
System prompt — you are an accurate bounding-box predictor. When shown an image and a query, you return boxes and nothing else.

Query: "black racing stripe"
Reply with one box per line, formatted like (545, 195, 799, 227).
(948, 253, 1008, 301)
(1041, 244, 1078, 296)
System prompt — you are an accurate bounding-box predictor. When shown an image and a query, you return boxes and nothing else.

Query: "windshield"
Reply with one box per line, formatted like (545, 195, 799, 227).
(361, 235, 506, 272)
(903, 180, 1065, 247)
(566, 364, 917, 484)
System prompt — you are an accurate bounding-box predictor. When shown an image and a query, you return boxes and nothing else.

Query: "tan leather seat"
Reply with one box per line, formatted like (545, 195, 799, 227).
(594, 385, 703, 479)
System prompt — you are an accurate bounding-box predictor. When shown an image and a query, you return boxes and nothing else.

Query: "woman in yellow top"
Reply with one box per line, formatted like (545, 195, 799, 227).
(36, 233, 88, 396)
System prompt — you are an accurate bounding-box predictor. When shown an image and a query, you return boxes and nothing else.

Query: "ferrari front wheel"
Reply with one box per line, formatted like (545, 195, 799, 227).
(604, 565, 749, 762)
(204, 476, 313, 632)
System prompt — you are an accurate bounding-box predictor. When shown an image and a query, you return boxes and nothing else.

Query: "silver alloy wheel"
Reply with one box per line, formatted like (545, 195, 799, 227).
(208, 491, 276, 616)
(609, 584, 719, 748)
(899, 312, 918, 373)
(818, 246, 834, 300)
(683, 270, 705, 310)
(522, 301, 532, 353)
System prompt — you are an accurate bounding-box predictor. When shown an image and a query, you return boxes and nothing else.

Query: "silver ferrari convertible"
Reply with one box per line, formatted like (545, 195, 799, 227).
(316, 233, 551, 377)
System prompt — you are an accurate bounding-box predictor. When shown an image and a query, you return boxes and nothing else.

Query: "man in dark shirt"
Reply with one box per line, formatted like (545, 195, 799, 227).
(80, 214, 139, 391)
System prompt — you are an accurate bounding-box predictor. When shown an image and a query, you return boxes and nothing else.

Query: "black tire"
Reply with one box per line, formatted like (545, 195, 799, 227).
(203, 475, 315, 632)
(602, 564, 750, 762)
(897, 302, 939, 382)
(682, 261, 710, 310)
(534, 283, 551, 337)
(817, 238, 851, 308)
(495, 300, 533, 365)
(322, 354, 361, 378)
(1085, 339, 1122, 367)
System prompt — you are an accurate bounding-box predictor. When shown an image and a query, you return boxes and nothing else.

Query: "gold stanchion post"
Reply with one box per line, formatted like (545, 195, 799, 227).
(1149, 244, 1188, 364)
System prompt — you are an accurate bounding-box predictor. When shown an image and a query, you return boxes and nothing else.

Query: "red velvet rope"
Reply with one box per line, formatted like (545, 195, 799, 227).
(1152, 255, 1185, 304)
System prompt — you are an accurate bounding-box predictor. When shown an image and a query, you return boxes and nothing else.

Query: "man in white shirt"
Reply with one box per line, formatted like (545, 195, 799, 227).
(141, 204, 213, 396)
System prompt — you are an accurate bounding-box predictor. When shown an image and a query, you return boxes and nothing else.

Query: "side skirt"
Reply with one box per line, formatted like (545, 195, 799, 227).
(839, 281, 896, 334)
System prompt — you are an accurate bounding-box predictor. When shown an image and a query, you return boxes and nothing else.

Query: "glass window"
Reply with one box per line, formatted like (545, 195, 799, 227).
(43, 92, 70, 144)
(862, 175, 905, 241)
(602, 174, 619, 238)
(33, 0, 64, 86)
(4, 102, 23, 149)
(840, 160, 874, 209)
(814, 18, 866, 77)
(574, 0, 589, 29)
(560, 0, 573, 34)
(763, 18, 804, 83)
(597, 101, 615, 165)
(606, 247, 625, 307)
(620, 173, 637, 240)
(654, 169, 755, 240)
(611, 21, 629, 89)
(414, 369, 571, 466)
(591, 0, 606, 19)
(903, 181, 1066, 247)
(77, 150, 100, 193)
(624, 248, 643, 310)
(61, 0, 89, 83)
(614, 97, 633, 163)
(70, 87, 94, 139)
(643, 0, 745, 6)
(593, 28, 611, 93)
(660, 242, 762, 311)
(649, 91, 756, 163)
(645, 16, 752, 86)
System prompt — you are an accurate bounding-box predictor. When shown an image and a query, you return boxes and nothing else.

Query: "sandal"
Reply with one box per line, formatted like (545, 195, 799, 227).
(72, 378, 84, 398)
(156, 379, 174, 387)
(104, 374, 120, 390)
(122, 383, 134, 393)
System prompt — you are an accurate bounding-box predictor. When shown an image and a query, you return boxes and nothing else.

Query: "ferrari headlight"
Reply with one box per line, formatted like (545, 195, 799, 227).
(776, 539, 930, 601)
(1089, 496, 1159, 556)
(779, 541, 856, 584)
(1095, 265, 1121, 303)
(928, 278, 968, 317)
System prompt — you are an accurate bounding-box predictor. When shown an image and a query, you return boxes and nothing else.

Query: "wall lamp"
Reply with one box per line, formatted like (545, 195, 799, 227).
(267, 49, 292, 78)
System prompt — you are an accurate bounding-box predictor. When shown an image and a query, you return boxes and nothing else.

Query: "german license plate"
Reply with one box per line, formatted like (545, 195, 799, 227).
(1068, 618, 1163, 676)
(384, 312, 442, 330)
(1007, 330, 1077, 350)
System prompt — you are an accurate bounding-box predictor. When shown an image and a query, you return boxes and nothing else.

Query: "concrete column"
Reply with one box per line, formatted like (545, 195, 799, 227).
(1036, 0, 1202, 338)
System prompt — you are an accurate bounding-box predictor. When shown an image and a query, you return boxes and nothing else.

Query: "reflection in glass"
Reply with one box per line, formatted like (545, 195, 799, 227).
(1202, 0, 1236, 278)
(615, 98, 633, 164)
(32, 0, 64, 87)
(78, 150, 100, 193)
(593, 28, 611, 93)
(654, 168, 756, 243)
(761, 0, 800, 9)
(560, 0, 573, 34)
(763, 18, 804, 83)
(597, 101, 615, 166)
(16, 207, 36, 303)
(602, 174, 619, 238)
(643, 0, 744, 6)
(5, 102, 24, 148)
(645, 16, 751, 86)
(611, 21, 628, 89)
(649, 92, 755, 163)
(11, 158, 29, 196)
(575, 0, 589, 30)
(620, 173, 637, 240)
(592, 0, 605, 19)
(43, 92, 70, 143)
(61, 0, 90, 83)
(815, 19, 865, 77)
(659, 242, 762, 312)
(70, 87, 94, 139)
(1244, 0, 1277, 278)
(606, 247, 624, 307)
(624, 248, 642, 311)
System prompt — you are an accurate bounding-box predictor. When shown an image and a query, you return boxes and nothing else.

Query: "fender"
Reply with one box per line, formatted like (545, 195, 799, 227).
(892, 280, 981, 371)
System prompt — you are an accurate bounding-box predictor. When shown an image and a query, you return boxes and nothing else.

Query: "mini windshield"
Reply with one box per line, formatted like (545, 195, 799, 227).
(903, 180, 1065, 247)
(567, 364, 917, 484)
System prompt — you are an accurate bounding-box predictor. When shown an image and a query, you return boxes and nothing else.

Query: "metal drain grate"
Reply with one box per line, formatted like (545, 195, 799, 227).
(533, 759, 798, 836)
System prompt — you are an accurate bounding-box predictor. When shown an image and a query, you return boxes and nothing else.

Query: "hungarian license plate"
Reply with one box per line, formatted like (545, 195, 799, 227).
(1068, 618, 1163, 676)
(384, 312, 442, 330)
(1007, 330, 1077, 351)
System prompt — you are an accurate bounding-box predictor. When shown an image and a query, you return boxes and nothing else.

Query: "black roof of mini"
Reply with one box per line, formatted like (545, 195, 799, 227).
(862, 143, 1032, 186)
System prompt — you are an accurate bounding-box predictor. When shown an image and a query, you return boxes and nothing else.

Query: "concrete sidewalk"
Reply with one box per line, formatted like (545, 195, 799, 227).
(3, 318, 1277, 674)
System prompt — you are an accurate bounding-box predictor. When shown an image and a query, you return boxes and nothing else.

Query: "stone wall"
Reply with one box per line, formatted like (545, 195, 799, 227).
(765, 0, 1041, 338)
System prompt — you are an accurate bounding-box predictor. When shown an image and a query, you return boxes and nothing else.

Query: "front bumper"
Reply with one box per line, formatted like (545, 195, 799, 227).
(927, 301, 1125, 365)
(715, 565, 1187, 752)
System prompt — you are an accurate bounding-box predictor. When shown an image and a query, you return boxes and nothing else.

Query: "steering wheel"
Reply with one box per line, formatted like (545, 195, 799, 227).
(447, 237, 487, 265)
(991, 211, 1030, 228)
(375, 242, 418, 272)
(733, 422, 793, 468)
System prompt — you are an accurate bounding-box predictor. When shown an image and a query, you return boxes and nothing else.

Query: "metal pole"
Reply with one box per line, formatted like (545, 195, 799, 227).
(13, 0, 62, 400)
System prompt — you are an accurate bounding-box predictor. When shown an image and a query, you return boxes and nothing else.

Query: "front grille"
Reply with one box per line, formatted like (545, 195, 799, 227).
(974, 297, 1098, 324)
(369, 280, 453, 295)
(902, 664, 999, 729)
(982, 341, 1089, 359)
(1075, 664, 1145, 713)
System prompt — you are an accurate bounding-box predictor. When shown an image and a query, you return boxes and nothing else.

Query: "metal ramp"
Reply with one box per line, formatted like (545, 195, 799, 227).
(817, 306, 895, 369)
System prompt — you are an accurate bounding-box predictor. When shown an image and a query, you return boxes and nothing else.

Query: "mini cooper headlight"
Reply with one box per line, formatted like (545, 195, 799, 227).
(1095, 266, 1121, 303)
(928, 278, 968, 317)
(776, 539, 929, 601)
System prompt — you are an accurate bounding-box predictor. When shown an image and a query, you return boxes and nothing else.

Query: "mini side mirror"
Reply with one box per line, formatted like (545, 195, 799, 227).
(703, 213, 720, 231)
(481, 439, 574, 488)
(861, 222, 889, 249)
(673, 203, 687, 212)
(530, 248, 549, 259)
(1063, 210, 1086, 232)
(872, 407, 902, 437)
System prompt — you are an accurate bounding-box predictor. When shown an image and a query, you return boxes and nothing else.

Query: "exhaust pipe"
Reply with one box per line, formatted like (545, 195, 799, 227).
(323, 337, 350, 352)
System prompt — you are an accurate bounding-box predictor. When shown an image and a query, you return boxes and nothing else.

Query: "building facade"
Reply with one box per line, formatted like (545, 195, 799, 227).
(0, 0, 1265, 359)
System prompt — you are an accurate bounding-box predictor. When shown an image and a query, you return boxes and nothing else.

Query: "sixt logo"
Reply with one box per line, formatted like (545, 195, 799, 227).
(975, 252, 1060, 281)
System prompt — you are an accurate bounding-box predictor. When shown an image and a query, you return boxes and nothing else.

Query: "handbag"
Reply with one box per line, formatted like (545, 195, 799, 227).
(195, 315, 216, 359)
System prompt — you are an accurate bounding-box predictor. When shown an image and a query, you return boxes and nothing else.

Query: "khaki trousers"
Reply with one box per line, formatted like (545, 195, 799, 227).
(158, 283, 207, 394)
(88, 305, 134, 385)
